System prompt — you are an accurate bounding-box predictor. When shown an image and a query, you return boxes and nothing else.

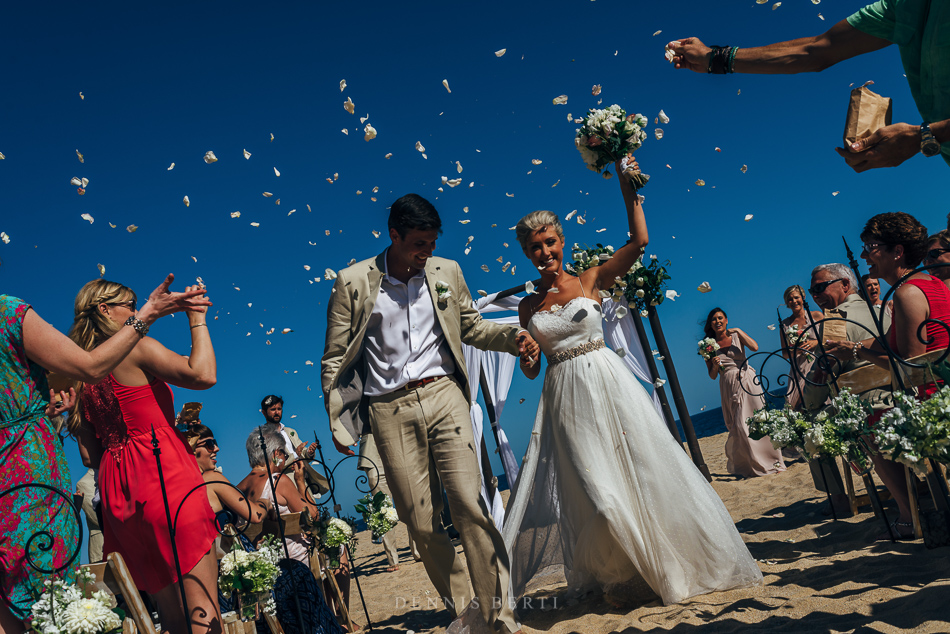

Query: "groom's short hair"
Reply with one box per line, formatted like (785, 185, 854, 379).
(389, 193, 442, 238)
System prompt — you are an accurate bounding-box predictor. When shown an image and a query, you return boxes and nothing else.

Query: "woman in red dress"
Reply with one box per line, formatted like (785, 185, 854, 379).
(827, 212, 950, 540)
(69, 279, 220, 633)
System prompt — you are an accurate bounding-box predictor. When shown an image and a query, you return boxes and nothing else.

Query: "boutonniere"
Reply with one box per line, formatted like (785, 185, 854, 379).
(435, 280, 452, 304)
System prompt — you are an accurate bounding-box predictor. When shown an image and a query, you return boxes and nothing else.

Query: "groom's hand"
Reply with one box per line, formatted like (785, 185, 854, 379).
(517, 331, 540, 365)
(333, 437, 356, 456)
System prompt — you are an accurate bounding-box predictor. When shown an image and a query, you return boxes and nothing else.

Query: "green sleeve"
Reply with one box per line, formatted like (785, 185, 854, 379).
(847, 0, 897, 41)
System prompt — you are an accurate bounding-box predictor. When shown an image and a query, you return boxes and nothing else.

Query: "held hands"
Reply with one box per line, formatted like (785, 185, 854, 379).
(835, 123, 920, 173)
(517, 331, 540, 367)
(138, 274, 213, 324)
(183, 285, 210, 326)
(667, 38, 711, 73)
(45, 387, 76, 418)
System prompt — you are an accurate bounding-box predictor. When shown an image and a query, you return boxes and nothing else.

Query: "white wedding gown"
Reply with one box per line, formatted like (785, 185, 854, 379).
(502, 295, 763, 605)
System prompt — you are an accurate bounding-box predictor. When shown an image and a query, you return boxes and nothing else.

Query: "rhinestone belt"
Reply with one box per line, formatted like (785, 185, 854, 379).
(548, 339, 606, 365)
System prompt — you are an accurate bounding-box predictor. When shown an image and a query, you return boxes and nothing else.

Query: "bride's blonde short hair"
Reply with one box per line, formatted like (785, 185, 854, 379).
(516, 210, 564, 250)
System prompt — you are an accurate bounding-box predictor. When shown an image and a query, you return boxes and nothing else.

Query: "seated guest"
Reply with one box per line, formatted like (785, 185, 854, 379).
(803, 264, 889, 516)
(861, 274, 892, 322)
(779, 284, 824, 411)
(826, 212, 950, 539)
(923, 230, 950, 291)
(238, 428, 350, 633)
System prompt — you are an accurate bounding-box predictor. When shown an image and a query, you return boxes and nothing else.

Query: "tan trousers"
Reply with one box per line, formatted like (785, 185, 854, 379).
(369, 377, 519, 634)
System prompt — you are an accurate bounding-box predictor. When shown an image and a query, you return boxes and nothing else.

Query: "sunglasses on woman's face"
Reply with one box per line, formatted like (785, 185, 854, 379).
(196, 438, 217, 451)
(107, 299, 137, 311)
(924, 248, 950, 262)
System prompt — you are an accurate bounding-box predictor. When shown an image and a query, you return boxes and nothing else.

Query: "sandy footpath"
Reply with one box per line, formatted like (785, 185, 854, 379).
(345, 431, 950, 633)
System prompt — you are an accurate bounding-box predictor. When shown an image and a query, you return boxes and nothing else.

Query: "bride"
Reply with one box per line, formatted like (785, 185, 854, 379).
(503, 157, 763, 606)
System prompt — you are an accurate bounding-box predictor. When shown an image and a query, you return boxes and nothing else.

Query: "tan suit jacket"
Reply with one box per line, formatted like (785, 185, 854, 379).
(321, 252, 522, 447)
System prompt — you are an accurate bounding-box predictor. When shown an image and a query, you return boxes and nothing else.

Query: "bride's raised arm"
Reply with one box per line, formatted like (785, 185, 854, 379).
(582, 157, 650, 292)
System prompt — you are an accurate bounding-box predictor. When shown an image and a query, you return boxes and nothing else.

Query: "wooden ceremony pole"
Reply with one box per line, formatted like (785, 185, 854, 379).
(647, 307, 711, 481)
(630, 309, 682, 445)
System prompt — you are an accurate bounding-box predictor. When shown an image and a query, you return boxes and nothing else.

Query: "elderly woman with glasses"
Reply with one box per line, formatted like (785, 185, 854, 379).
(826, 212, 950, 540)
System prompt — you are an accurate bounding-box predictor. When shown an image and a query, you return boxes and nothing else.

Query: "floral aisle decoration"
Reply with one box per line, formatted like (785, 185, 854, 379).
(355, 491, 399, 541)
(746, 405, 810, 451)
(218, 536, 281, 619)
(807, 388, 875, 468)
(875, 387, 950, 473)
(567, 245, 672, 314)
(316, 508, 359, 569)
(575, 105, 650, 187)
(31, 567, 123, 634)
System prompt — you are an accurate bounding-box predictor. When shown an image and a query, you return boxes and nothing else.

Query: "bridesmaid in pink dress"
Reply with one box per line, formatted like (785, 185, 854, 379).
(69, 279, 221, 634)
(704, 308, 786, 478)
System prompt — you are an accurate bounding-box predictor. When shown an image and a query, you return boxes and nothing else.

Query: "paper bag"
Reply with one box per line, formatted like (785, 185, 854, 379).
(843, 85, 892, 147)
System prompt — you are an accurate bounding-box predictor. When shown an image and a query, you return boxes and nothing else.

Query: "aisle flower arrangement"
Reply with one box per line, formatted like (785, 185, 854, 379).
(355, 491, 399, 541)
(31, 568, 123, 634)
(316, 508, 359, 569)
(875, 387, 950, 473)
(567, 245, 671, 313)
(575, 105, 650, 187)
(747, 405, 810, 451)
(218, 536, 281, 618)
(809, 388, 875, 467)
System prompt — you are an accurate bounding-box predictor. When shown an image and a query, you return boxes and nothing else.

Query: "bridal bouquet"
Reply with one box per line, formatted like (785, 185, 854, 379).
(218, 536, 281, 617)
(747, 405, 810, 451)
(697, 337, 720, 361)
(355, 491, 399, 540)
(31, 568, 123, 634)
(575, 105, 650, 187)
(875, 387, 950, 473)
(784, 324, 812, 347)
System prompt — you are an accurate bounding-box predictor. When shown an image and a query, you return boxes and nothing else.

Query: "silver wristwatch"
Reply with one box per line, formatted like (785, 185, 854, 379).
(921, 122, 941, 157)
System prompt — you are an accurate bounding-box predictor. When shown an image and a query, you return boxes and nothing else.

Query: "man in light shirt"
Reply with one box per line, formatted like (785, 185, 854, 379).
(261, 394, 317, 460)
(322, 194, 538, 634)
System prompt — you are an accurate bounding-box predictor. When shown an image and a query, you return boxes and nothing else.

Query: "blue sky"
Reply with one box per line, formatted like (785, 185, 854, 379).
(2, 0, 946, 551)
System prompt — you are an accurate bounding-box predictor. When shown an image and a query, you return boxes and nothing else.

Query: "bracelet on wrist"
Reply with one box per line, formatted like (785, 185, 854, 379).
(852, 341, 864, 361)
(707, 46, 736, 75)
(190, 323, 208, 330)
(124, 316, 149, 338)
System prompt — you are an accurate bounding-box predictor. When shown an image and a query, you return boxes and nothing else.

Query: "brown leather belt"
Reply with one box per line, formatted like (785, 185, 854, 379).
(401, 376, 445, 391)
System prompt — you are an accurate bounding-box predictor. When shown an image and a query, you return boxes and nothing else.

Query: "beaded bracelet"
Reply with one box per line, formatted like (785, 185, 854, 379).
(728, 46, 739, 74)
(707, 46, 738, 74)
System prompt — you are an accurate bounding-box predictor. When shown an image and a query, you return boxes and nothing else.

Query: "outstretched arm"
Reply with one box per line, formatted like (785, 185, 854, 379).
(584, 158, 649, 292)
(668, 20, 891, 75)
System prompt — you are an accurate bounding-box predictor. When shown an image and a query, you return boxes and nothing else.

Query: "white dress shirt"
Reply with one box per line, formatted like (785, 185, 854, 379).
(362, 250, 456, 396)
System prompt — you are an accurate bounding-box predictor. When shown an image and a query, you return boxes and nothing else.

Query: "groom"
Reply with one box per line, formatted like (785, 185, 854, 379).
(321, 193, 536, 634)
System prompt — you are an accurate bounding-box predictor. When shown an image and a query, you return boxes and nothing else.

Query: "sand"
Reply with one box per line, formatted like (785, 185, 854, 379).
(345, 431, 950, 633)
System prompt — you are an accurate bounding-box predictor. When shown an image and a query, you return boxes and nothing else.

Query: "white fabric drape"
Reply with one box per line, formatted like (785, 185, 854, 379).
(601, 297, 665, 418)
(464, 291, 663, 509)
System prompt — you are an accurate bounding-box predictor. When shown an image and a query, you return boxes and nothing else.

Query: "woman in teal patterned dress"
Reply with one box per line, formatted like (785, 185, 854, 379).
(0, 275, 210, 632)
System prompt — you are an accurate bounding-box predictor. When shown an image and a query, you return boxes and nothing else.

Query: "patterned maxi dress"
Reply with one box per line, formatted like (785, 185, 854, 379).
(0, 296, 78, 621)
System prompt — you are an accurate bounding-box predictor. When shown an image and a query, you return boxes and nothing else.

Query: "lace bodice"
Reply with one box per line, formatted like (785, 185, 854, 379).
(528, 297, 605, 361)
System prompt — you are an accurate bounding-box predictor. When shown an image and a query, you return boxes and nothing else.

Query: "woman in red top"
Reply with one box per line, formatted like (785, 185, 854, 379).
(69, 279, 220, 633)
(828, 212, 950, 539)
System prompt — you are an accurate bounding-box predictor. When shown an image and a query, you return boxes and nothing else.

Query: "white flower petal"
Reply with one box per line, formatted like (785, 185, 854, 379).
(552, 94, 568, 105)
(340, 79, 346, 92)
(263, 192, 273, 197)
(364, 123, 377, 141)
(344, 97, 355, 114)
(70, 177, 82, 187)
(767, 324, 777, 331)
(442, 79, 451, 93)
(655, 128, 664, 140)
(744, 214, 754, 221)
(244, 149, 251, 159)
(231, 211, 241, 218)
(740, 164, 748, 173)
(695, 179, 705, 186)
(167, 162, 175, 170)
(81, 213, 94, 224)
(591, 84, 602, 96)
(495, 48, 506, 57)
(97, 263, 105, 276)
(183, 195, 190, 207)
(697, 281, 712, 293)
(274, 167, 280, 177)
(415, 141, 425, 152)
(126, 224, 138, 233)
(203, 151, 218, 163)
